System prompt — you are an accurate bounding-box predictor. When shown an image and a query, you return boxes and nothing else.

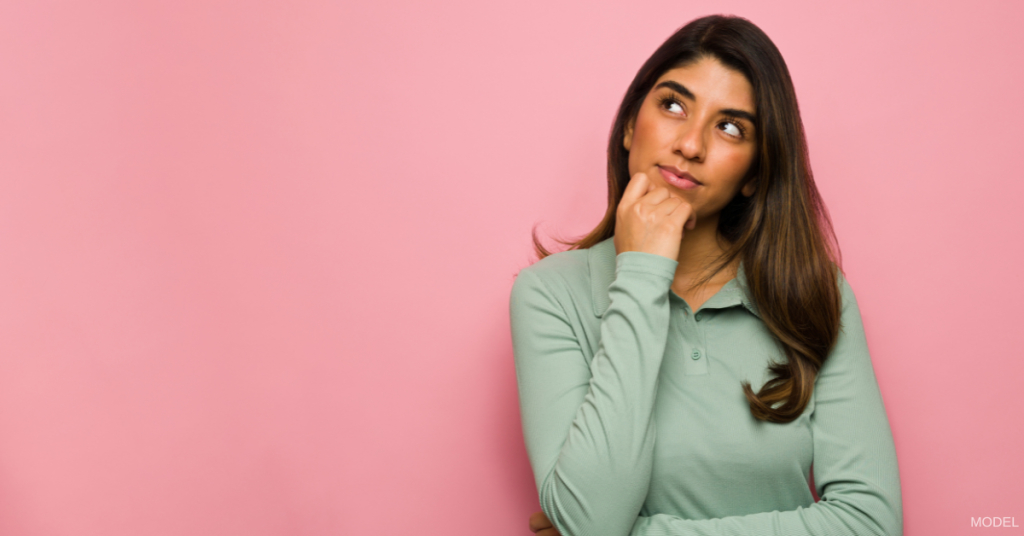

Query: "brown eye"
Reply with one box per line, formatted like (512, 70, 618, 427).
(657, 95, 684, 114)
(719, 120, 747, 139)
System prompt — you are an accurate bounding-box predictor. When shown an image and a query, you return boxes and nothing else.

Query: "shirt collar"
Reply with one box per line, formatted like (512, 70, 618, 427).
(587, 236, 761, 319)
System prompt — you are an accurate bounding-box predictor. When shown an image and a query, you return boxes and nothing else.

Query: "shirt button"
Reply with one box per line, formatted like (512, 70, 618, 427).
(691, 349, 701, 360)
(694, 312, 703, 321)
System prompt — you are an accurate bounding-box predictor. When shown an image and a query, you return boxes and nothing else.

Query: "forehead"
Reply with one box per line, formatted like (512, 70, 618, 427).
(654, 59, 755, 112)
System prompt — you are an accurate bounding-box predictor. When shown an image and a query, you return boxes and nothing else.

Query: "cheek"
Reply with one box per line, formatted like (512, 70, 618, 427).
(632, 113, 653, 147)
(633, 106, 670, 149)
(721, 147, 756, 178)
(626, 113, 655, 171)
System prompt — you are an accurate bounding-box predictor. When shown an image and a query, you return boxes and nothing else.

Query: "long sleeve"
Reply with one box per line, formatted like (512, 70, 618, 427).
(627, 275, 903, 536)
(510, 251, 679, 536)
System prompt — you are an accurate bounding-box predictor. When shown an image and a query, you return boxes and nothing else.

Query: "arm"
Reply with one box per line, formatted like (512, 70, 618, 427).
(627, 275, 903, 536)
(510, 251, 679, 536)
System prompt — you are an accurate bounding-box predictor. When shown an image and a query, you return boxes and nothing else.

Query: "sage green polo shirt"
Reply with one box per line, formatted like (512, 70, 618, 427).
(509, 237, 902, 536)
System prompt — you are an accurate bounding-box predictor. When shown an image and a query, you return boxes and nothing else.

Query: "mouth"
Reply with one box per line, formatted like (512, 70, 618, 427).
(657, 166, 701, 190)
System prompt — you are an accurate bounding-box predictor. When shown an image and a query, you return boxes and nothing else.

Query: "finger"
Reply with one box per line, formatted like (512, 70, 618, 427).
(619, 172, 650, 207)
(639, 185, 671, 207)
(645, 173, 657, 194)
(529, 511, 552, 532)
(682, 202, 698, 229)
(654, 195, 683, 216)
(668, 199, 695, 228)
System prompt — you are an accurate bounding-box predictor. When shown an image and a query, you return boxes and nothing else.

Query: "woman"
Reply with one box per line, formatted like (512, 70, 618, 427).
(509, 14, 903, 536)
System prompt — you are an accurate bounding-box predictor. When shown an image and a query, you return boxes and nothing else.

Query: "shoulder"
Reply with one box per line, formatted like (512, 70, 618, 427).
(513, 247, 591, 294)
(835, 267, 861, 315)
(830, 266, 870, 349)
(510, 246, 595, 315)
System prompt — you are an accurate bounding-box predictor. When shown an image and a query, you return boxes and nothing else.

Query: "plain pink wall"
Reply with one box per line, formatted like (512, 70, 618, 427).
(1, 1, 1021, 534)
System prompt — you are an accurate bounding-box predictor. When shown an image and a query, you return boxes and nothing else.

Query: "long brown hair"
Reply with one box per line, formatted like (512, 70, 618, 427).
(529, 14, 843, 424)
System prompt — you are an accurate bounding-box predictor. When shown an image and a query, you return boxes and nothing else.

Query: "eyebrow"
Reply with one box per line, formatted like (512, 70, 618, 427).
(654, 80, 757, 125)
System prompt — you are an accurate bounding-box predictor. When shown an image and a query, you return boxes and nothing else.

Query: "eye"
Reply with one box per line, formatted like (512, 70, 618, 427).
(719, 120, 746, 139)
(657, 94, 684, 115)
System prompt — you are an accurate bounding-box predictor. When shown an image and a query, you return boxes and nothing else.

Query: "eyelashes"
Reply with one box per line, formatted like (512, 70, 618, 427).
(655, 93, 749, 140)
(656, 94, 685, 114)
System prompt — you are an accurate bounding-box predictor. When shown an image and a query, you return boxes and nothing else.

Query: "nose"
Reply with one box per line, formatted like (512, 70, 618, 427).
(674, 121, 706, 162)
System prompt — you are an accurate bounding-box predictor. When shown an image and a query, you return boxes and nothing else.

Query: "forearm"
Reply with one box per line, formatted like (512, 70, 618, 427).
(630, 491, 901, 536)
(513, 252, 679, 536)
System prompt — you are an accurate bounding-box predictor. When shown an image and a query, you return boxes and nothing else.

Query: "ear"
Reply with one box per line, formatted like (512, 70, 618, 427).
(741, 177, 758, 197)
(623, 117, 635, 152)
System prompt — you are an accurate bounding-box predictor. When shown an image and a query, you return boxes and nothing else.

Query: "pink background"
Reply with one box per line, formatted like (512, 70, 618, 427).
(1, 1, 1022, 534)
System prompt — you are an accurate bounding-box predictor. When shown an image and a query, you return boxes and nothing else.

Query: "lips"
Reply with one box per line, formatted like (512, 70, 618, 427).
(657, 165, 701, 190)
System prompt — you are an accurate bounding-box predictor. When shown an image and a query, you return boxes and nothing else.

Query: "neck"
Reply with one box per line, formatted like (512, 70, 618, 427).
(673, 214, 737, 286)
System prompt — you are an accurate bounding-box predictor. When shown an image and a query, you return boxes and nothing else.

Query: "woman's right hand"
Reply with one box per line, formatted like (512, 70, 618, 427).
(528, 511, 560, 536)
(613, 171, 696, 261)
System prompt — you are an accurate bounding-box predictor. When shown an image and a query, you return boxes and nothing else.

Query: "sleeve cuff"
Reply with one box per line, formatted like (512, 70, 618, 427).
(615, 251, 678, 280)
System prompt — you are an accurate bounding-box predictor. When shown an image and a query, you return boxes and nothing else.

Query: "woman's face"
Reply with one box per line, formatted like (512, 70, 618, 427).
(624, 56, 759, 226)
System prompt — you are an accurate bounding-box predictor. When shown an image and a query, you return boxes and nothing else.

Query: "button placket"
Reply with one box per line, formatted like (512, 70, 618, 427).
(683, 308, 709, 375)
